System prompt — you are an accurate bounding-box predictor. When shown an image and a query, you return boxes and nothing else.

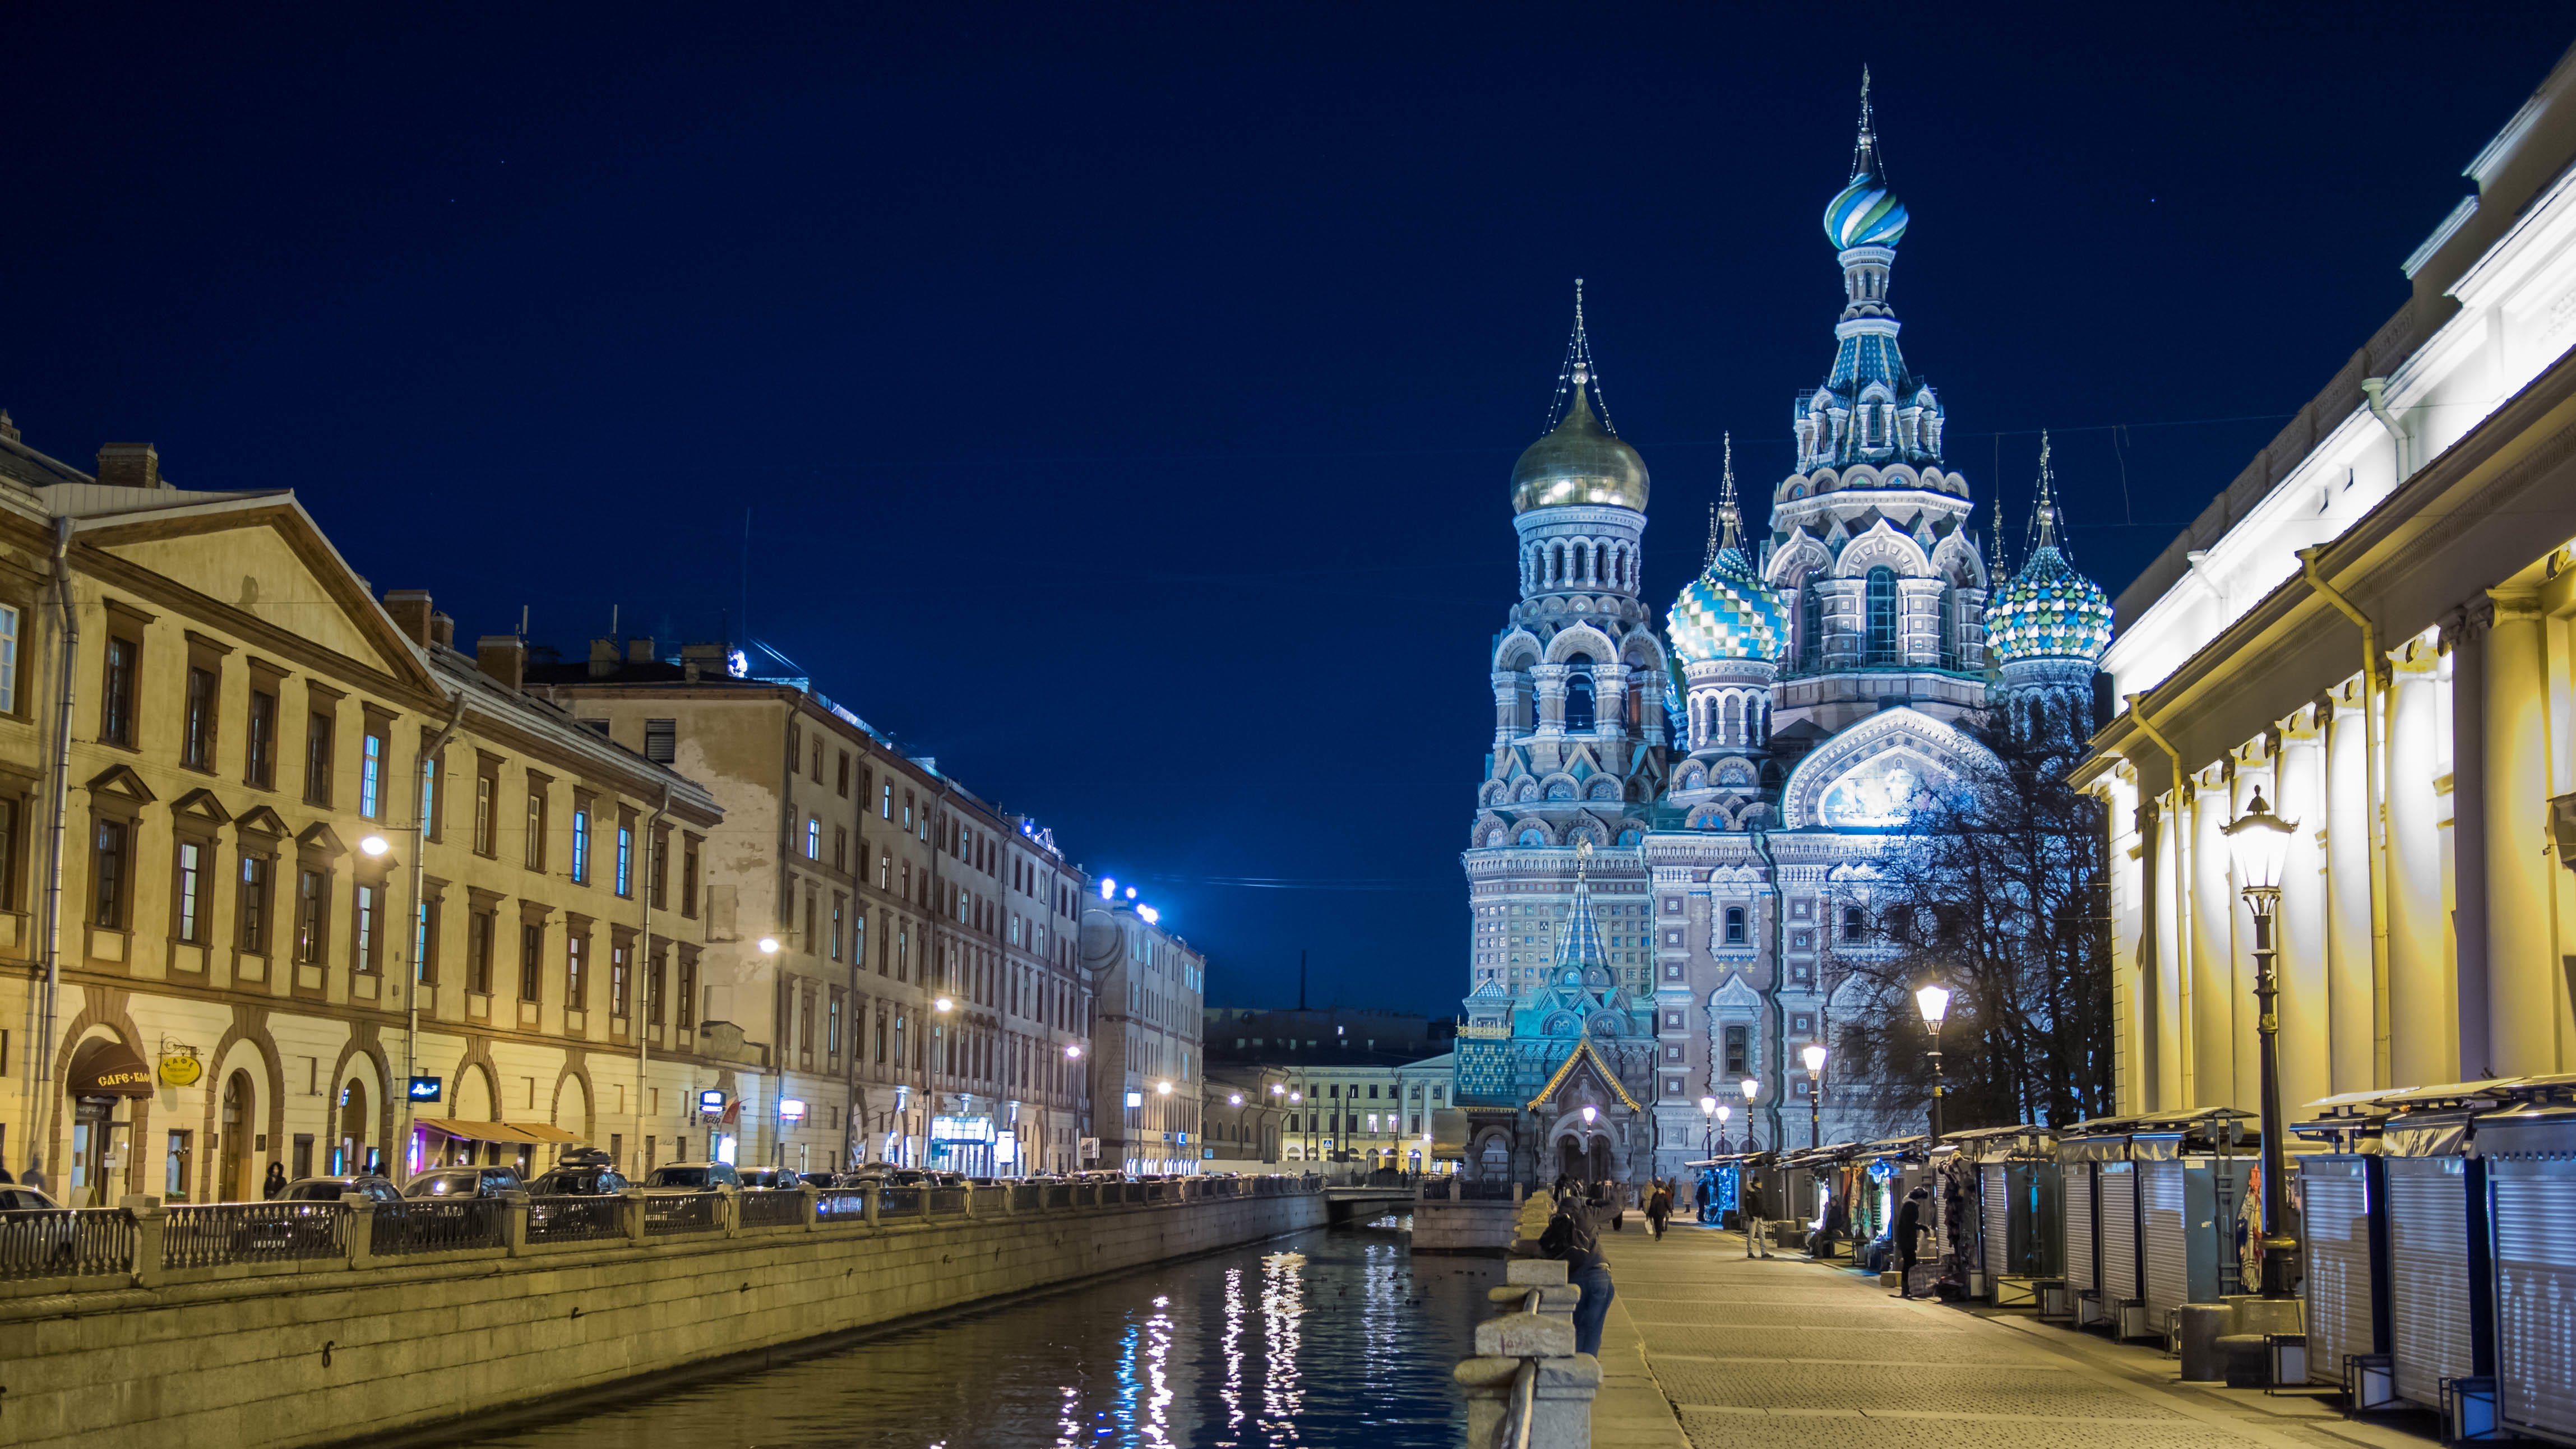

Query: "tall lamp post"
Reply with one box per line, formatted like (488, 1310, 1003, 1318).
(1739, 1077, 1760, 1153)
(1800, 1043, 1827, 1149)
(1699, 1095, 1718, 1158)
(2223, 788, 2298, 1300)
(1914, 982, 1951, 1145)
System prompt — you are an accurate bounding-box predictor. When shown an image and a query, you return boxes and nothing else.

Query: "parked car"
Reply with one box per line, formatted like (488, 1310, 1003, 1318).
(276, 1174, 403, 1203)
(232, 1175, 396, 1254)
(735, 1166, 796, 1191)
(643, 1161, 741, 1193)
(403, 1165, 525, 1200)
(526, 1161, 630, 1196)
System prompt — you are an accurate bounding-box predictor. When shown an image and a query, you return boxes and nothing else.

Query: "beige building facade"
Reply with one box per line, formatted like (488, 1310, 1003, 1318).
(2074, 47, 2576, 1113)
(1081, 892, 1204, 1174)
(0, 425, 723, 1201)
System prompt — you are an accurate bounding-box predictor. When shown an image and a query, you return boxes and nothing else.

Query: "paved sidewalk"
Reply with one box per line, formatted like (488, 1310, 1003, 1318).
(1591, 1222, 2438, 1449)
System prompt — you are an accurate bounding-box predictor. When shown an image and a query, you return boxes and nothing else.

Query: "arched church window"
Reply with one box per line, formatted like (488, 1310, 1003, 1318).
(1840, 904, 1866, 942)
(1564, 673, 1595, 731)
(1723, 906, 1746, 945)
(1799, 582, 1823, 670)
(1938, 585, 1957, 670)
(1865, 567, 1898, 666)
(1723, 1024, 1750, 1076)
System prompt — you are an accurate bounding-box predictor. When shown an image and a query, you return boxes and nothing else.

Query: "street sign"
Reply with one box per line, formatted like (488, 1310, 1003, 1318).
(697, 1089, 726, 1115)
(407, 1076, 443, 1103)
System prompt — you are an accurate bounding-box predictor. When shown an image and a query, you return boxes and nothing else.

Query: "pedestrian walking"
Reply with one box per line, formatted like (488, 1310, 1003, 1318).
(1541, 1177, 1616, 1357)
(262, 1161, 288, 1200)
(1893, 1186, 1927, 1296)
(1694, 1174, 1713, 1223)
(1645, 1179, 1672, 1240)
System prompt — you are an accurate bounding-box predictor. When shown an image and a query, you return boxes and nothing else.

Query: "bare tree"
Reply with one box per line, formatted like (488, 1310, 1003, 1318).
(1828, 719, 2116, 1133)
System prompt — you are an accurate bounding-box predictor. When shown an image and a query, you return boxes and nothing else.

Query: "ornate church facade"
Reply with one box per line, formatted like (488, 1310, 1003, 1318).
(1454, 82, 2114, 1186)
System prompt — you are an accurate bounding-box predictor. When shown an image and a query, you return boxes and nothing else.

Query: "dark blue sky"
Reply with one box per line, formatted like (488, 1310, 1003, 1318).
(6, 5, 2567, 1015)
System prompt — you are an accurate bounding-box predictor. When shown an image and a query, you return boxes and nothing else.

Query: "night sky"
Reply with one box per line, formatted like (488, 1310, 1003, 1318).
(6, 6, 2568, 1015)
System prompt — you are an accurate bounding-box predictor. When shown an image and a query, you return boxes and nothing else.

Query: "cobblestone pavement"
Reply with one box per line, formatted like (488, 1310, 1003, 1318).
(1589, 1221, 2441, 1449)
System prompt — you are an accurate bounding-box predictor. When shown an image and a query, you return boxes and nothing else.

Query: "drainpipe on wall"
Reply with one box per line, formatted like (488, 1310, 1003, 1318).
(2125, 696, 2194, 1109)
(399, 687, 469, 1182)
(25, 517, 76, 1188)
(2360, 378, 2408, 480)
(2298, 547, 2395, 1087)
(636, 783, 668, 1182)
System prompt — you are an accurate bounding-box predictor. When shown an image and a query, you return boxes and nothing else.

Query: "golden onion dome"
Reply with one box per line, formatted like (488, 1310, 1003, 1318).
(1511, 369, 1649, 514)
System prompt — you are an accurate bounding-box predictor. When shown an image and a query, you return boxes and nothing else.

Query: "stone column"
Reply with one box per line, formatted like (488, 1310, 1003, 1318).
(2272, 713, 2333, 1115)
(2446, 606, 2493, 1078)
(1491, 673, 1521, 746)
(2191, 772, 2240, 1110)
(2322, 688, 2378, 1092)
(122, 1195, 165, 1289)
(1896, 578, 1945, 667)
(2483, 591, 2555, 1077)
(1530, 665, 1569, 735)
(621, 1186, 648, 1244)
(2383, 649, 2458, 1086)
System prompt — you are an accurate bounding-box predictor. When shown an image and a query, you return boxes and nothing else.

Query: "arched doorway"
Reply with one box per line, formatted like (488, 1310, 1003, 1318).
(219, 1072, 253, 1201)
(1557, 1136, 1610, 1185)
(335, 1077, 372, 1176)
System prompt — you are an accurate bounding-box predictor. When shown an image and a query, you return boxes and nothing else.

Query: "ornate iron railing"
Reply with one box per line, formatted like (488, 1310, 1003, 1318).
(163, 1201, 346, 1267)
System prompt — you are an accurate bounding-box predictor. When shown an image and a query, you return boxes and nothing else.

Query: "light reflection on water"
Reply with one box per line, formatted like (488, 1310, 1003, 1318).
(460, 1216, 1499, 1449)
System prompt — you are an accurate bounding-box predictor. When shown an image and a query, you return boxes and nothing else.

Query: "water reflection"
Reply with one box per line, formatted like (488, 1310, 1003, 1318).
(462, 1216, 1498, 1449)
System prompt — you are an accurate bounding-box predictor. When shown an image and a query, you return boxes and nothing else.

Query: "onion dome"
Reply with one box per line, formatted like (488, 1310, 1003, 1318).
(1823, 68, 1908, 249)
(1512, 361, 1650, 514)
(1666, 438, 1787, 664)
(1987, 436, 2113, 665)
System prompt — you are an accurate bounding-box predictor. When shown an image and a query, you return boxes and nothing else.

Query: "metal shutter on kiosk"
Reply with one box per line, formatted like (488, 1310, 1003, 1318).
(2490, 1158, 2576, 1441)
(2142, 1158, 2189, 1334)
(1983, 1163, 2010, 1284)
(2100, 1163, 2139, 1309)
(2386, 1155, 2474, 1407)
(2302, 1158, 2375, 1387)
(2068, 1163, 2096, 1296)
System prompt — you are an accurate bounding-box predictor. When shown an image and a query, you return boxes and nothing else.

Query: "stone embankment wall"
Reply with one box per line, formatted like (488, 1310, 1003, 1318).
(3, 1189, 1328, 1449)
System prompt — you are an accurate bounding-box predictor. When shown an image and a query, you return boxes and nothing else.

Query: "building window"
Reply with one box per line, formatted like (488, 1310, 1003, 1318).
(1564, 672, 1595, 731)
(830, 896, 845, 962)
(1865, 567, 1897, 666)
(182, 667, 218, 769)
(836, 751, 850, 798)
(238, 856, 270, 953)
(650, 830, 668, 910)
(175, 841, 205, 943)
(524, 788, 546, 871)
(681, 837, 700, 917)
(520, 922, 544, 1002)
(833, 826, 848, 872)
(353, 882, 379, 974)
(1799, 581, 1823, 670)
(677, 953, 697, 1030)
(827, 989, 843, 1058)
(474, 766, 496, 856)
(881, 783, 892, 820)
(417, 900, 439, 985)
(304, 712, 334, 807)
(420, 752, 441, 842)
(1840, 905, 1865, 943)
(616, 823, 633, 897)
(1724, 905, 1746, 945)
(806, 817, 820, 860)
(609, 942, 630, 1017)
(0, 603, 17, 713)
(101, 636, 138, 748)
(570, 807, 590, 885)
(246, 687, 278, 789)
(467, 907, 494, 995)
(359, 728, 385, 820)
(565, 933, 586, 1010)
(644, 719, 676, 764)
(93, 819, 130, 929)
(1938, 585, 1957, 670)
(1724, 1024, 1749, 1076)
(294, 869, 326, 964)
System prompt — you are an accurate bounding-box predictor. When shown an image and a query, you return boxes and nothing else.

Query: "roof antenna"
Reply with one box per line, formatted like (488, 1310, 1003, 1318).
(519, 604, 528, 637)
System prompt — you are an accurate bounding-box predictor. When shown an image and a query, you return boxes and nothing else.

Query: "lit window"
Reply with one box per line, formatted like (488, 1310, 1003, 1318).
(806, 817, 820, 860)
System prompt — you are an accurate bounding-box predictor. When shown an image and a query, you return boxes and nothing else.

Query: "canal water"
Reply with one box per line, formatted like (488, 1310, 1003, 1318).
(461, 1212, 1500, 1449)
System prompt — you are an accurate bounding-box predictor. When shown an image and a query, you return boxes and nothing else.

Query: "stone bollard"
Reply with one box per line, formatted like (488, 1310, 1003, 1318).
(1494, 1258, 1578, 1330)
(500, 1191, 531, 1255)
(2175, 1303, 2230, 1381)
(863, 1185, 881, 1226)
(120, 1195, 165, 1289)
(620, 1187, 648, 1244)
(718, 1186, 741, 1239)
(799, 1186, 820, 1229)
(343, 1194, 379, 1271)
(1455, 1307, 1600, 1448)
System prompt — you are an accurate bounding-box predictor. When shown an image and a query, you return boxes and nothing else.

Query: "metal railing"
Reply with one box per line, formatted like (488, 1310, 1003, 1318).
(926, 1186, 968, 1215)
(526, 1196, 626, 1244)
(164, 1201, 347, 1267)
(1044, 1184, 1074, 1209)
(0, 1208, 135, 1281)
(372, 1198, 506, 1256)
(877, 1187, 923, 1218)
(971, 1186, 1009, 1215)
(643, 1194, 720, 1235)
(738, 1189, 808, 1229)
(1010, 1184, 1042, 1211)
(816, 1190, 871, 1220)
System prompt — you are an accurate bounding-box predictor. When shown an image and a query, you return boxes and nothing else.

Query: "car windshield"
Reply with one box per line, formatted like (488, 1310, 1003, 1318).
(414, 1176, 470, 1195)
(649, 1167, 712, 1188)
(286, 1183, 348, 1201)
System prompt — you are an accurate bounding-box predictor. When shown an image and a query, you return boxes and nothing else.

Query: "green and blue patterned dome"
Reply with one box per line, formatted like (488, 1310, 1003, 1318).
(1988, 437, 2112, 665)
(1824, 173, 1908, 249)
(1667, 453, 1787, 665)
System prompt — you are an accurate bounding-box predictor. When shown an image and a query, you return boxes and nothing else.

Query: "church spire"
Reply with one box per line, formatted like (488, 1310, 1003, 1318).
(1851, 66, 1883, 182)
(1549, 277, 1617, 436)
(2029, 431, 2062, 554)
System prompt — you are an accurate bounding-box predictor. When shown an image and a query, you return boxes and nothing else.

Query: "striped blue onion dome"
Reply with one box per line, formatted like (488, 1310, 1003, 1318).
(1987, 545, 2113, 664)
(1667, 546, 1787, 664)
(1824, 173, 1908, 249)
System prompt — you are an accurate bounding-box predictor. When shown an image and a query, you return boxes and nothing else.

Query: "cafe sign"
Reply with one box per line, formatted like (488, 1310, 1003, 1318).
(157, 1050, 203, 1088)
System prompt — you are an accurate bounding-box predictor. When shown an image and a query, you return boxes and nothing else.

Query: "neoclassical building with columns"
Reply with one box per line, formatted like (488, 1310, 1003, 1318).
(1456, 84, 2113, 1183)
(2072, 44, 2576, 1114)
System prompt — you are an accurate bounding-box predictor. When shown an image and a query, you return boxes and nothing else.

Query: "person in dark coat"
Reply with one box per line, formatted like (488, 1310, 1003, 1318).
(262, 1161, 289, 1200)
(1543, 1177, 1616, 1357)
(1893, 1186, 1928, 1296)
(1645, 1179, 1672, 1240)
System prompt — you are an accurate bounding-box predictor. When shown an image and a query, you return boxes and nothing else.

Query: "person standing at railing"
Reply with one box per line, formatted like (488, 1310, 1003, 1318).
(262, 1163, 287, 1201)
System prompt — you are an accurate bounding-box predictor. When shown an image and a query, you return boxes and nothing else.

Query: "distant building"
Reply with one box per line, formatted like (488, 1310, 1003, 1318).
(1203, 1006, 1450, 1065)
(1081, 890, 1204, 1174)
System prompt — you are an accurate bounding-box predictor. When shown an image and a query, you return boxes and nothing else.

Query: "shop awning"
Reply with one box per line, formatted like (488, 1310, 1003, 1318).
(68, 1038, 154, 1098)
(511, 1122, 581, 1145)
(417, 1119, 544, 1145)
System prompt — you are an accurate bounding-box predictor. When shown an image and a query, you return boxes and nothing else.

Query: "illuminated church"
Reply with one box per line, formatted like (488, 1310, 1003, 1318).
(1453, 78, 2112, 1184)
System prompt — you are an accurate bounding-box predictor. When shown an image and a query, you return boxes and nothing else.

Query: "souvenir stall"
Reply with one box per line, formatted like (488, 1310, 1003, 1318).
(1942, 1124, 2060, 1304)
(1851, 1136, 1930, 1270)
(2375, 1081, 2517, 1419)
(2131, 1107, 2256, 1346)
(2056, 1115, 2146, 1333)
(2289, 1089, 2401, 1395)
(2478, 1076, 2576, 1445)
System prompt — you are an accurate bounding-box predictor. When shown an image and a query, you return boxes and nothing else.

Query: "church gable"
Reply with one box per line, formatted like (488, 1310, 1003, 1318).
(96, 511, 418, 684)
(1778, 706, 1994, 830)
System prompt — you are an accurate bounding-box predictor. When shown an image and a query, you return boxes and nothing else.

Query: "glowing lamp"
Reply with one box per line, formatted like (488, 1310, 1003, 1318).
(934, 997, 954, 1013)
(756, 937, 780, 955)
(1915, 982, 1951, 1027)
(359, 834, 390, 858)
(2224, 788, 2295, 895)
(1801, 1043, 1828, 1076)
(1698, 1096, 1717, 1115)
(1580, 1104, 1597, 1126)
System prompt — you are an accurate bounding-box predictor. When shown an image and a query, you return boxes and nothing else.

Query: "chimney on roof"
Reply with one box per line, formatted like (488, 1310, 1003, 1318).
(96, 443, 160, 490)
(430, 612, 456, 649)
(589, 638, 619, 679)
(477, 635, 526, 691)
(627, 637, 657, 664)
(679, 642, 726, 683)
(383, 590, 434, 646)
(0, 410, 19, 443)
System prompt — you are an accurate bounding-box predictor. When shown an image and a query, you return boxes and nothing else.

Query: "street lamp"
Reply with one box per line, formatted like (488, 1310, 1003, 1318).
(1740, 1076, 1760, 1152)
(1699, 1095, 1718, 1158)
(1800, 1043, 1828, 1149)
(2223, 786, 2298, 1300)
(1914, 981, 1951, 1144)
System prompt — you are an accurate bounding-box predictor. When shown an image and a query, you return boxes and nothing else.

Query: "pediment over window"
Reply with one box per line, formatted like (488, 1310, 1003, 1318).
(297, 821, 348, 858)
(84, 763, 156, 804)
(169, 787, 233, 826)
(235, 804, 290, 839)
